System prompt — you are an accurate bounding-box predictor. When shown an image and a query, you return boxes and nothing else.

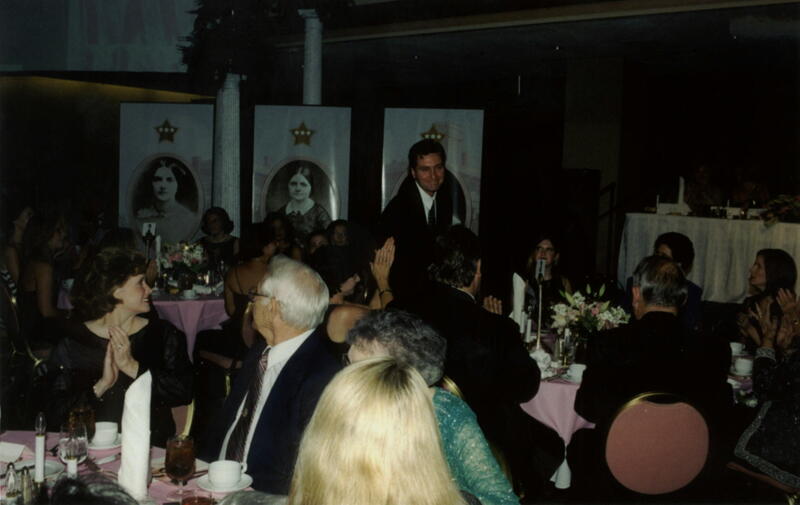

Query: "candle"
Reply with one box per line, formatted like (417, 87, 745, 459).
(525, 318, 532, 342)
(34, 434, 45, 483)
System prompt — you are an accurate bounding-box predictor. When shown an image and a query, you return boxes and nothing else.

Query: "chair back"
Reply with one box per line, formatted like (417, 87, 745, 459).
(605, 392, 709, 495)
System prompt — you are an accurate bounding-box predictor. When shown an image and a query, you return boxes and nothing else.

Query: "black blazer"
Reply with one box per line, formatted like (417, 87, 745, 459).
(378, 175, 455, 300)
(199, 327, 342, 494)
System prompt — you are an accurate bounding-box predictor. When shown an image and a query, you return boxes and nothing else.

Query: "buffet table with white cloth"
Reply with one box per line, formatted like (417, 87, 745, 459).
(617, 213, 800, 303)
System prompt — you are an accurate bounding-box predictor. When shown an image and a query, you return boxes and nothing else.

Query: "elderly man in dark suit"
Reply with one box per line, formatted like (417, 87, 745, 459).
(400, 225, 564, 498)
(379, 139, 461, 300)
(200, 255, 341, 494)
(570, 255, 731, 498)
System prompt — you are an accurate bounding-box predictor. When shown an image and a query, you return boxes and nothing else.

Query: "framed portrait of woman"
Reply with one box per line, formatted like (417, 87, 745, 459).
(260, 158, 338, 242)
(127, 154, 204, 244)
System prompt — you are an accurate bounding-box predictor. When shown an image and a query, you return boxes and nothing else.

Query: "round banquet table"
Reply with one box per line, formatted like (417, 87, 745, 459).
(520, 376, 595, 489)
(151, 294, 228, 361)
(0, 430, 211, 504)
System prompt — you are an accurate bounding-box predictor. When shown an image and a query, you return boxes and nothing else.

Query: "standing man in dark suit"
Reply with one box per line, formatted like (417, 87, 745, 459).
(379, 139, 457, 300)
(402, 225, 564, 498)
(200, 255, 341, 494)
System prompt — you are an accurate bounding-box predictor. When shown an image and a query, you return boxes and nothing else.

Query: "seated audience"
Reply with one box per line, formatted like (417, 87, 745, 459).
(400, 225, 563, 497)
(19, 211, 68, 353)
(571, 255, 732, 496)
(346, 309, 519, 505)
(3, 203, 33, 286)
(522, 232, 572, 327)
(287, 357, 472, 505)
(734, 288, 800, 489)
(622, 232, 702, 333)
(48, 247, 193, 447)
(326, 219, 349, 247)
(200, 256, 340, 494)
(738, 249, 797, 352)
(198, 207, 240, 270)
(263, 213, 302, 261)
(303, 230, 328, 259)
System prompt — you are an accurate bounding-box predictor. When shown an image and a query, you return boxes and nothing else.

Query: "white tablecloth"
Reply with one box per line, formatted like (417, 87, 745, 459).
(618, 213, 800, 303)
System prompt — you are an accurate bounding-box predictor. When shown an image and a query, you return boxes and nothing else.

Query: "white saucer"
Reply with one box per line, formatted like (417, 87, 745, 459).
(730, 366, 752, 377)
(180, 293, 198, 300)
(562, 374, 582, 383)
(197, 473, 253, 493)
(89, 434, 122, 450)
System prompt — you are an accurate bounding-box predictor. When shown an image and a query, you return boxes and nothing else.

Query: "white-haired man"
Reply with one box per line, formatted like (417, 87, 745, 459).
(200, 256, 340, 494)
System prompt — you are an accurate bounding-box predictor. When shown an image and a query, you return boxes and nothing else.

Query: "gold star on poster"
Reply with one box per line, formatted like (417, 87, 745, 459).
(420, 124, 445, 141)
(290, 122, 315, 145)
(154, 120, 178, 143)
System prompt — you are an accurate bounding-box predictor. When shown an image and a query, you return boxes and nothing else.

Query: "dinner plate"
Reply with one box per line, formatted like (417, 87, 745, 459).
(89, 434, 122, 450)
(6, 459, 64, 481)
(196, 473, 253, 493)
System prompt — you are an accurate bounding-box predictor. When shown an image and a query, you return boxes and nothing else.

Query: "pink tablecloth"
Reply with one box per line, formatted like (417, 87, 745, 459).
(1, 431, 240, 504)
(152, 296, 228, 360)
(520, 377, 595, 489)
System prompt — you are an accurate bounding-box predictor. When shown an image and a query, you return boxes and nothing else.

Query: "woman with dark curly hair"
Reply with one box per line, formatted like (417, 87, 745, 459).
(133, 158, 199, 244)
(197, 207, 239, 269)
(47, 247, 193, 446)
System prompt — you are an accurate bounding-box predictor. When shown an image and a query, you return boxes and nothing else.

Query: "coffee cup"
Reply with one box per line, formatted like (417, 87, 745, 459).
(729, 342, 744, 356)
(734, 357, 753, 376)
(208, 460, 246, 488)
(567, 363, 586, 382)
(92, 422, 118, 445)
(181, 289, 197, 299)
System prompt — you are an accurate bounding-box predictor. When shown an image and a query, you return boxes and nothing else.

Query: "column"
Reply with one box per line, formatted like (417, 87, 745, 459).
(213, 73, 242, 234)
(299, 9, 322, 105)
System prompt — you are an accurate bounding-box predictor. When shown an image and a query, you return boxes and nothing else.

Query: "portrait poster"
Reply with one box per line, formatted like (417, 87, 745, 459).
(381, 108, 484, 232)
(252, 105, 351, 240)
(118, 102, 213, 245)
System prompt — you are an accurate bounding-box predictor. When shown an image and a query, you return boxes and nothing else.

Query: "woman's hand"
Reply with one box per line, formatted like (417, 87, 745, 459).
(777, 288, 799, 320)
(94, 342, 119, 398)
(109, 326, 139, 379)
(370, 237, 395, 291)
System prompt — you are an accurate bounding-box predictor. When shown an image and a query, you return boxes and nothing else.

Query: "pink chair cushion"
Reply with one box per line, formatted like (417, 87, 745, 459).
(606, 399, 709, 494)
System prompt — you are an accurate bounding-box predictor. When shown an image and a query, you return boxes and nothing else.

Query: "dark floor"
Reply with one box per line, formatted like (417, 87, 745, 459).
(520, 466, 789, 504)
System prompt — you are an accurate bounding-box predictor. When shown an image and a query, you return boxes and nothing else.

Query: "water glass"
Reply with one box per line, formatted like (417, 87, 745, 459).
(59, 422, 88, 476)
(165, 435, 196, 501)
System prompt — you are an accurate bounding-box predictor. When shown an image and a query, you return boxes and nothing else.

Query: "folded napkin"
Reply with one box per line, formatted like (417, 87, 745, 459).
(118, 371, 152, 501)
(511, 273, 526, 328)
(0, 442, 25, 463)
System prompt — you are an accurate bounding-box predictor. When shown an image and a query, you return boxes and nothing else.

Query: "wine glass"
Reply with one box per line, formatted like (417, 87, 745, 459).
(165, 435, 195, 501)
(59, 422, 88, 476)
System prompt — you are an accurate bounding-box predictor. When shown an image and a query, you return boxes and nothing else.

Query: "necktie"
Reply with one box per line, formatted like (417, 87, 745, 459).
(225, 348, 270, 462)
(427, 204, 436, 228)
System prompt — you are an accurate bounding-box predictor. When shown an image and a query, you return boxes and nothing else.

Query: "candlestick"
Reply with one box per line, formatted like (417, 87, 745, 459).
(536, 282, 543, 350)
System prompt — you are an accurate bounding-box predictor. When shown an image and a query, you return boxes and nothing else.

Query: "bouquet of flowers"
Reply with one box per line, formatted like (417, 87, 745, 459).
(159, 242, 209, 282)
(550, 284, 629, 339)
(760, 194, 800, 227)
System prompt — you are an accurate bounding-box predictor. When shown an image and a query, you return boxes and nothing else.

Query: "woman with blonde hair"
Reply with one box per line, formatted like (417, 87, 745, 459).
(288, 357, 469, 505)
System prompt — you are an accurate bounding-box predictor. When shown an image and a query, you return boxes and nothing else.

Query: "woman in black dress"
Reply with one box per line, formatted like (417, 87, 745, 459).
(48, 247, 192, 446)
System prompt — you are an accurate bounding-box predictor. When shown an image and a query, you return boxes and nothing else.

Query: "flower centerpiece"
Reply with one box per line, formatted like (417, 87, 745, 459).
(158, 242, 209, 290)
(760, 194, 800, 227)
(550, 285, 630, 361)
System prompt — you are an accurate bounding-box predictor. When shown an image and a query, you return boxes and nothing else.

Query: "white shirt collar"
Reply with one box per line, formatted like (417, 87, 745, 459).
(267, 328, 315, 365)
(416, 182, 436, 214)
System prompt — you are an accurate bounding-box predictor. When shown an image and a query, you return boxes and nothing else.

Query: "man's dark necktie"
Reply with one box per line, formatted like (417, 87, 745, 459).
(225, 348, 270, 462)
(427, 204, 436, 228)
